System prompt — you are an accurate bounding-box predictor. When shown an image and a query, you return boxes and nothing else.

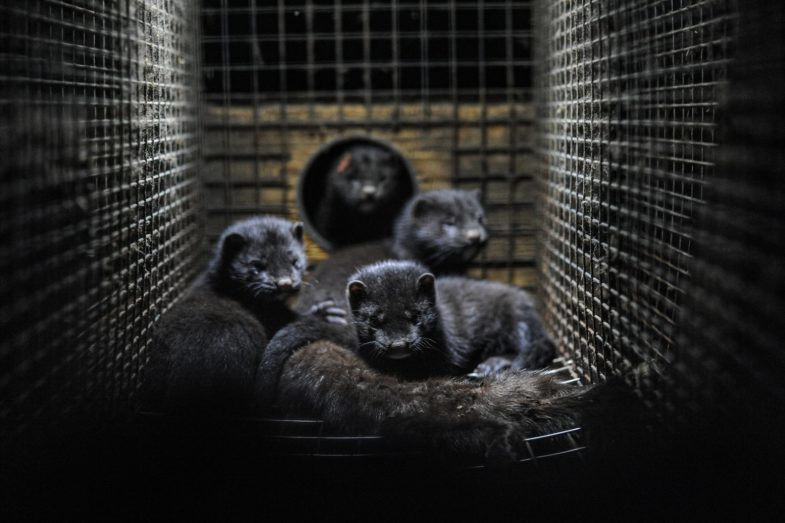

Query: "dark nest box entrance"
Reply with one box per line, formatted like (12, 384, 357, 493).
(297, 135, 418, 249)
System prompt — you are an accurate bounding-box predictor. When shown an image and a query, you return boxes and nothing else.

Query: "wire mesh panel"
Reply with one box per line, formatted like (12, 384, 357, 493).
(668, 0, 785, 419)
(621, 5, 785, 503)
(0, 0, 202, 447)
(536, 0, 736, 386)
(201, 0, 538, 287)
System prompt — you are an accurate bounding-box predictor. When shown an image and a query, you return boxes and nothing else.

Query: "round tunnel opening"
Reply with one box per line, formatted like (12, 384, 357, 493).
(296, 136, 418, 251)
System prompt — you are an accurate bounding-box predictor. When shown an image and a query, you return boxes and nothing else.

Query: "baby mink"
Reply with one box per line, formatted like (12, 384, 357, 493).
(346, 260, 555, 381)
(140, 216, 344, 416)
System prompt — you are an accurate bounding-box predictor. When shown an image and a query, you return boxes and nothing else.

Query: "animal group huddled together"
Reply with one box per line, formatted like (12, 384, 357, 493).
(140, 143, 594, 460)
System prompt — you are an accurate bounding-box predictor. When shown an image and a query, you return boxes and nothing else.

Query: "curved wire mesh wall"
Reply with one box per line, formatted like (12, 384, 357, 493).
(0, 0, 202, 447)
(535, 0, 736, 388)
(668, 0, 785, 419)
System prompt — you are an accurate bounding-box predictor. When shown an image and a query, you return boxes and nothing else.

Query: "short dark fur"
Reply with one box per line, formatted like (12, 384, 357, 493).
(255, 314, 358, 406)
(273, 340, 588, 460)
(140, 216, 335, 415)
(315, 144, 406, 246)
(391, 188, 488, 274)
(296, 188, 488, 313)
(347, 261, 555, 379)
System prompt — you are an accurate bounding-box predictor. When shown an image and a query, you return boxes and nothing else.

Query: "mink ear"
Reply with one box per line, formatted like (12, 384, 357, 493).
(416, 273, 436, 303)
(336, 152, 353, 173)
(347, 280, 367, 310)
(291, 221, 304, 243)
(223, 233, 246, 255)
(412, 198, 430, 219)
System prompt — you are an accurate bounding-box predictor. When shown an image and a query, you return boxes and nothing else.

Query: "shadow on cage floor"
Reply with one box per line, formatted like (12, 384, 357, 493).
(2, 360, 777, 520)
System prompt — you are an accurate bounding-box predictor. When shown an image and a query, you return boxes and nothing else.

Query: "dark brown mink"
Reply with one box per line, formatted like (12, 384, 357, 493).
(314, 144, 409, 247)
(346, 260, 556, 380)
(258, 258, 555, 401)
(139, 216, 344, 416)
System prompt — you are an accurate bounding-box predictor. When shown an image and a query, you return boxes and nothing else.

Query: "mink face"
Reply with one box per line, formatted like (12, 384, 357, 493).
(327, 144, 402, 214)
(208, 216, 307, 303)
(392, 189, 489, 274)
(347, 261, 447, 376)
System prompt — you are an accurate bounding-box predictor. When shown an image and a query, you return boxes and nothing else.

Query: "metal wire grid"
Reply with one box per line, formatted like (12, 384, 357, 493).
(536, 0, 735, 386)
(201, 0, 533, 102)
(666, 0, 785, 417)
(200, 0, 539, 286)
(0, 0, 202, 445)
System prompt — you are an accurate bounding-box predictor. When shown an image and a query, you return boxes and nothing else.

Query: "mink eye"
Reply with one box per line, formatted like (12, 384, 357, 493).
(477, 215, 486, 225)
(251, 260, 266, 272)
(291, 257, 300, 267)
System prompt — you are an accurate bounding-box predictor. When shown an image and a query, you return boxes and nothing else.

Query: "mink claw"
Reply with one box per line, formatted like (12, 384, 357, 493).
(309, 299, 348, 325)
(307, 298, 335, 313)
(307, 299, 335, 315)
(471, 356, 514, 378)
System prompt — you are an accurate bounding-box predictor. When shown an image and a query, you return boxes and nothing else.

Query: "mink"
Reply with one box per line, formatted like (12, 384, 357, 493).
(139, 216, 344, 416)
(346, 260, 555, 380)
(314, 144, 409, 247)
(390, 188, 488, 274)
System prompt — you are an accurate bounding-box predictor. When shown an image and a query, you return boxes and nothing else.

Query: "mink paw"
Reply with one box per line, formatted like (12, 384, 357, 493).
(467, 356, 514, 379)
(308, 299, 348, 325)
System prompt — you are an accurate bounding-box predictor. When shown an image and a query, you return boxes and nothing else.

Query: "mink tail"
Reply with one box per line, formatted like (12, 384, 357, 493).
(274, 340, 613, 462)
(254, 316, 358, 409)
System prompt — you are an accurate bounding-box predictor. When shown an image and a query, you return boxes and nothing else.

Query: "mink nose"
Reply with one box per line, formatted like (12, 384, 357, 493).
(389, 340, 409, 351)
(362, 185, 377, 199)
(276, 277, 293, 290)
(466, 229, 484, 243)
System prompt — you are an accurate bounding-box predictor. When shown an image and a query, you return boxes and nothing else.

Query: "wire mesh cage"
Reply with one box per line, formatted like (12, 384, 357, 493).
(0, 0, 203, 447)
(536, 0, 736, 391)
(1, 0, 785, 514)
(195, 0, 588, 469)
(667, 0, 785, 421)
